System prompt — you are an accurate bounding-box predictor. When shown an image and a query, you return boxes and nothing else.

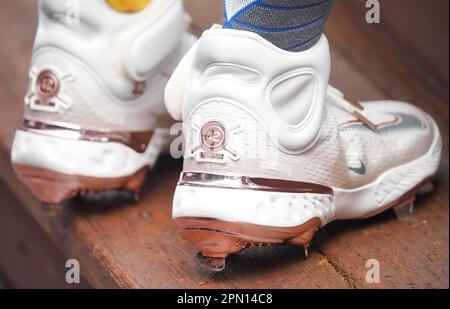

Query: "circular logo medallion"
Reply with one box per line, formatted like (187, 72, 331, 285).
(36, 70, 60, 101)
(200, 121, 228, 153)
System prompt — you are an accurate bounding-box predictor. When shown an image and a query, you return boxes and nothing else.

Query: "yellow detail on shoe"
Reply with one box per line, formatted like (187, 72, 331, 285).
(106, 0, 151, 13)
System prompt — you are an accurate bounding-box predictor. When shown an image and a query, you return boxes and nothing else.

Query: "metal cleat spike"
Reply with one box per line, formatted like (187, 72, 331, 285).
(196, 253, 226, 272)
(133, 193, 140, 203)
(304, 244, 310, 259)
(418, 180, 434, 195)
(394, 202, 415, 219)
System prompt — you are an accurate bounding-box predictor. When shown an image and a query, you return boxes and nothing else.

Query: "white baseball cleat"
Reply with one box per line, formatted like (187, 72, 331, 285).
(11, 0, 195, 204)
(165, 27, 442, 271)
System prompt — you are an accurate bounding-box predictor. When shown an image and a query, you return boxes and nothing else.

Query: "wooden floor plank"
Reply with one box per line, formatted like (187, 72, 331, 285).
(373, 0, 449, 93)
(0, 179, 91, 289)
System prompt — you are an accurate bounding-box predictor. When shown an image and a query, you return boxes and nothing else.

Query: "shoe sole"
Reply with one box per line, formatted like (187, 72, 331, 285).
(173, 117, 442, 271)
(174, 177, 433, 271)
(11, 121, 170, 204)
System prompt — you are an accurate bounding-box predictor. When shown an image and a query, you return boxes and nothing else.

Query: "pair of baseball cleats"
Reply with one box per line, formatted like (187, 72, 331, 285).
(11, 1, 442, 271)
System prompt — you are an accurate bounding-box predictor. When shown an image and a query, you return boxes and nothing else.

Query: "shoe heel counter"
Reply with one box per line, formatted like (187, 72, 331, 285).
(23, 47, 117, 129)
(183, 29, 331, 154)
(182, 99, 290, 179)
(26, 0, 192, 131)
(22, 45, 180, 131)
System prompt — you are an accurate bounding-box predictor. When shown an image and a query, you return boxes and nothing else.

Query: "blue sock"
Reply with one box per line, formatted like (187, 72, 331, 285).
(224, 0, 334, 51)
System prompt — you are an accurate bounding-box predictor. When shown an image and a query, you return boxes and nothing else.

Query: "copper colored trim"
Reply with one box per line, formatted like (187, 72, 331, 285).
(347, 98, 365, 111)
(132, 81, 147, 96)
(177, 172, 333, 195)
(340, 115, 401, 130)
(14, 164, 148, 204)
(36, 69, 60, 103)
(199, 121, 228, 152)
(176, 177, 434, 259)
(175, 217, 321, 258)
(20, 119, 153, 153)
(351, 111, 378, 131)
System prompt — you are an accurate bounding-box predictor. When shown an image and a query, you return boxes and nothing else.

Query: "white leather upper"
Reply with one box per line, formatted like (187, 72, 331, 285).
(168, 27, 442, 227)
(167, 28, 438, 190)
(166, 28, 331, 153)
(35, 0, 184, 100)
(24, 0, 194, 131)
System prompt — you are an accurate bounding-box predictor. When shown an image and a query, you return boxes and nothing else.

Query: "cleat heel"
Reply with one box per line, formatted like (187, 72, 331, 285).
(14, 164, 148, 205)
(303, 244, 310, 260)
(175, 217, 321, 270)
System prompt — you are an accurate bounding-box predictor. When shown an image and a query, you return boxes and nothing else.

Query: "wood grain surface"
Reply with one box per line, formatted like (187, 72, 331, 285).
(0, 0, 448, 288)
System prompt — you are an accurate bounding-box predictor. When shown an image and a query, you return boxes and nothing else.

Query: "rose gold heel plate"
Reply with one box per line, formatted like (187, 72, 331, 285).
(13, 164, 148, 204)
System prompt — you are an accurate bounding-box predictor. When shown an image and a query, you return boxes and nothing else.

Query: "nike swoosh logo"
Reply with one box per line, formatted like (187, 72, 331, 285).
(348, 160, 366, 175)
